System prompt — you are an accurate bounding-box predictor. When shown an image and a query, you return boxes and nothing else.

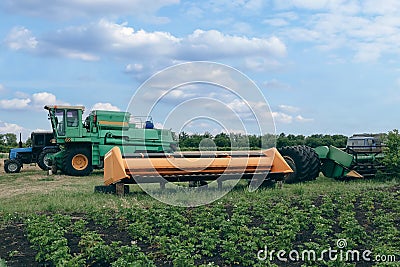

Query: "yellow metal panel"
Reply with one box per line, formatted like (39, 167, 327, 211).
(345, 170, 363, 178)
(103, 146, 294, 185)
(264, 148, 293, 174)
(98, 120, 128, 127)
(104, 147, 128, 185)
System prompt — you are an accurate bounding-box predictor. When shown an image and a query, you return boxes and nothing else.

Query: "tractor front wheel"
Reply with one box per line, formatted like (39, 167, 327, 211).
(63, 147, 93, 176)
(4, 159, 22, 173)
(38, 148, 59, 171)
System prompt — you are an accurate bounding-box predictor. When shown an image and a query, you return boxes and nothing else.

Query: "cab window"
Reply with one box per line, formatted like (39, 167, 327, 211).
(55, 109, 65, 136)
(67, 110, 79, 127)
(34, 134, 44, 146)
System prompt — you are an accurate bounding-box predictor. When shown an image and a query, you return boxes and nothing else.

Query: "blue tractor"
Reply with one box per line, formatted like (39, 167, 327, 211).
(4, 132, 60, 173)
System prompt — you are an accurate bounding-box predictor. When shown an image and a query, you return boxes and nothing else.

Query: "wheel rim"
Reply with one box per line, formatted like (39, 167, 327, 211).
(8, 162, 18, 172)
(43, 153, 52, 168)
(72, 154, 89, 170)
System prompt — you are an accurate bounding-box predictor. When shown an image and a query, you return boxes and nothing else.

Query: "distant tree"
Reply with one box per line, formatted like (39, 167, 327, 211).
(0, 133, 18, 152)
(331, 134, 348, 148)
(2, 133, 17, 147)
(383, 129, 400, 176)
(25, 137, 32, 147)
(214, 133, 231, 148)
(261, 134, 276, 148)
(176, 131, 350, 151)
(248, 135, 261, 149)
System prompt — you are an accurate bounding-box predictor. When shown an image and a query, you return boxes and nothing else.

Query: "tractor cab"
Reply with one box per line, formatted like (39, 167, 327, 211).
(346, 135, 384, 153)
(45, 105, 85, 142)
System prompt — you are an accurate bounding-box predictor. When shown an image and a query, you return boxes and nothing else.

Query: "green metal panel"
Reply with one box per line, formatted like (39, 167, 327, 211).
(92, 143, 100, 166)
(326, 145, 353, 168)
(320, 159, 347, 178)
(315, 146, 329, 159)
(94, 110, 130, 122)
(316, 145, 354, 179)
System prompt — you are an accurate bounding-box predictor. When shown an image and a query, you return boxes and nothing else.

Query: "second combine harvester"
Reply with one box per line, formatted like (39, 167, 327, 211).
(44, 105, 322, 189)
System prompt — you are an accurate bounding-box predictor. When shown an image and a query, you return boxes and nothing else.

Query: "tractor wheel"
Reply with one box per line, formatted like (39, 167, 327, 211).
(301, 145, 321, 181)
(282, 156, 298, 184)
(4, 159, 22, 173)
(63, 147, 93, 176)
(37, 148, 59, 171)
(278, 145, 311, 183)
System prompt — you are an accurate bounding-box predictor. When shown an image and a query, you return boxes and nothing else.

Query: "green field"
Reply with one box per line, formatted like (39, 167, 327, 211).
(0, 167, 399, 266)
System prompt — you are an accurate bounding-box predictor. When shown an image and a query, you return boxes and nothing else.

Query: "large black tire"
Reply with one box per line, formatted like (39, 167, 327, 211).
(37, 148, 59, 171)
(278, 145, 311, 183)
(4, 159, 22, 173)
(300, 145, 321, 181)
(63, 147, 93, 176)
(282, 155, 298, 184)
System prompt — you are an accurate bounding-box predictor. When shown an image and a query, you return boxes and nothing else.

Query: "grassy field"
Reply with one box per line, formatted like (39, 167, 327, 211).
(0, 165, 399, 266)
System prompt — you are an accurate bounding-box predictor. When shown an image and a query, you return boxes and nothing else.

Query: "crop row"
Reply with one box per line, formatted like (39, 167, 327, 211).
(16, 187, 399, 267)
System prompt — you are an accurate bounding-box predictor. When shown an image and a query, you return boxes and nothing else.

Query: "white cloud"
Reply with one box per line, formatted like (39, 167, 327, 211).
(4, 26, 38, 51)
(263, 18, 289, 27)
(272, 1, 400, 62)
(244, 57, 283, 72)
(125, 63, 144, 73)
(0, 121, 35, 141)
(5, 20, 287, 68)
(0, 98, 31, 109)
(0, 0, 179, 20)
(278, 104, 300, 113)
(90, 102, 120, 111)
(363, 0, 400, 15)
(295, 115, 314, 122)
(263, 79, 292, 91)
(31, 92, 69, 108)
(64, 51, 100, 61)
(272, 111, 293, 124)
(0, 84, 5, 93)
(0, 92, 68, 110)
(183, 30, 286, 59)
(0, 121, 24, 133)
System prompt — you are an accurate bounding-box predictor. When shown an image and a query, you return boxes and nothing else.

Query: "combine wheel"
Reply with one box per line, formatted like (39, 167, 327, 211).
(4, 159, 22, 173)
(278, 145, 311, 183)
(282, 156, 298, 184)
(63, 147, 93, 176)
(37, 148, 59, 171)
(300, 146, 321, 181)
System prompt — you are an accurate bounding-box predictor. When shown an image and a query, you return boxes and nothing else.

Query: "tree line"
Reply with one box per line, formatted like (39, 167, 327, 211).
(0, 132, 349, 153)
(178, 132, 348, 150)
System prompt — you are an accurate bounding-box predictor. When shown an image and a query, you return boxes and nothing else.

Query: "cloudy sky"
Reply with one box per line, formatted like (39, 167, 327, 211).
(1, 0, 400, 140)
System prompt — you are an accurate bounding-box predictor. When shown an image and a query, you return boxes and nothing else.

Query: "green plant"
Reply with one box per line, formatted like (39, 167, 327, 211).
(383, 129, 400, 176)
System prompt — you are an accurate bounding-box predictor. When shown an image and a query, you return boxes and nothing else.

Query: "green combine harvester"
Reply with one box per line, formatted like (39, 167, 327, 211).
(315, 134, 386, 180)
(44, 105, 176, 176)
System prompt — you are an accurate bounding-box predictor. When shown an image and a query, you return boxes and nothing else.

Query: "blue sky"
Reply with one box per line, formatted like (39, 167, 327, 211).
(1, 0, 400, 141)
